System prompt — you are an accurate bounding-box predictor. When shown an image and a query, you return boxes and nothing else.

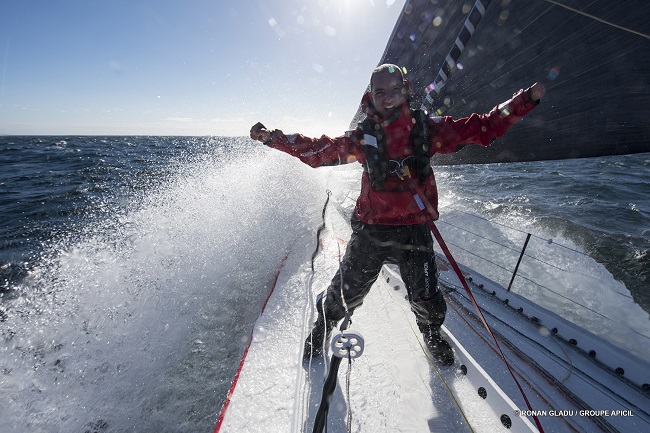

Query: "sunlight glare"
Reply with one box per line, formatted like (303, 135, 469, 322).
(330, 0, 378, 15)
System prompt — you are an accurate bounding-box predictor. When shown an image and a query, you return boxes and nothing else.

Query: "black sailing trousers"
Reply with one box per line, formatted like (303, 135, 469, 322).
(321, 214, 446, 328)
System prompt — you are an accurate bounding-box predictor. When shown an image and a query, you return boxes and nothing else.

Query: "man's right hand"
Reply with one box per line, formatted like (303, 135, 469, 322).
(527, 82, 546, 102)
(250, 122, 271, 143)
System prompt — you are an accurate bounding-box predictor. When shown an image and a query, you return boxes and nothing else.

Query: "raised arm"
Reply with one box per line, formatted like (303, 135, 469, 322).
(250, 123, 365, 168)
(428, 82, 546, 155)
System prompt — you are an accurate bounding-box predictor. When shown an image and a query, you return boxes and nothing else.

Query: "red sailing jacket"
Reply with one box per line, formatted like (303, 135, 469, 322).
(265, 89, 539, 225)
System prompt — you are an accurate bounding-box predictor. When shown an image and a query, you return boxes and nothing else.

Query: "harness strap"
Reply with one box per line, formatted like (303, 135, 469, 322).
(360, 109, 431, 191)
(407, 180, 545, 433)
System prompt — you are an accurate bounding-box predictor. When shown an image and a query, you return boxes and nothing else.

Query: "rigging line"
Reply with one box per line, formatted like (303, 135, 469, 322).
(436, 237, 513, 274)
(422, 0, 600, 109)
(446, 276, 578, 381)
(440, 219, 576, 276)
(439, 220, 524, 253)
(439, 236, 630, 328)
(442, 257, 650, 343)
(445, 295, 576, 404)
(409, 181, 546, 432)
(543, 0, 650, 40)
(441, 249, 575, 309)
(431, 221, 546, 432)
(438, 219, 636, 300)
(438, 207, 554, 249)
(439, 205, 597, 257)
(442, 255, 650, 343)
(447, 288, 647, 432)
(488, 267, 609, 321)
(451, 287, 579, 387)
(518, 275, 650, 343)
(444, 296, 610, 433)
(511, 271, 633, 326)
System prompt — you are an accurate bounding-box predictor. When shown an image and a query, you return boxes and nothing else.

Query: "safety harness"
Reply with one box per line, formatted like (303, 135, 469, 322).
(359, 109, 433, 191)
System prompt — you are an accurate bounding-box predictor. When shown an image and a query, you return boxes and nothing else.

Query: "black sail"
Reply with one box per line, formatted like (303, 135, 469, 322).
(352, 0, 650, 164)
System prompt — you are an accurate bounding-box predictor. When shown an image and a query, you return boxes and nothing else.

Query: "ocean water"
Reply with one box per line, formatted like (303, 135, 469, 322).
(437, 155, 650, 310)
(0, 135, 648, 432)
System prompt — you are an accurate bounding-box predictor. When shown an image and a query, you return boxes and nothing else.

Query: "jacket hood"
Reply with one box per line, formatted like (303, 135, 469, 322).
(361, 91, 380, 119)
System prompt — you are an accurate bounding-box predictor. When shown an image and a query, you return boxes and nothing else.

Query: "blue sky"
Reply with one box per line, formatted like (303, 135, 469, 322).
(0, 0, 405, 137)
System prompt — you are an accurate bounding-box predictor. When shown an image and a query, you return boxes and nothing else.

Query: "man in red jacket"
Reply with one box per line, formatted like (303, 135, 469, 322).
(251, 64, 545, 365)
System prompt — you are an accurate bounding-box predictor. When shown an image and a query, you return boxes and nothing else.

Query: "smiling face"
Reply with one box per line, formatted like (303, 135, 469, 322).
(370, 66, 407, 119)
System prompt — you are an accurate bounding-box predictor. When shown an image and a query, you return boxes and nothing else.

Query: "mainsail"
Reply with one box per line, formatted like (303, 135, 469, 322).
(353, 0, 650, 164)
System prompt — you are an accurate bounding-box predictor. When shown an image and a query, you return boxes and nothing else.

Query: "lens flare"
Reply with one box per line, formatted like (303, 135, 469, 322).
(547, 66, 561, 80)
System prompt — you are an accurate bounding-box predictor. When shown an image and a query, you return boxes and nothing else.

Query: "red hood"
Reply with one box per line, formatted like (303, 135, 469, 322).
(361, 91, 379, 119)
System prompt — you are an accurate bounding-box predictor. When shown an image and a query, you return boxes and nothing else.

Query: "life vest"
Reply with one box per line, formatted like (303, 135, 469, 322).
(359, 109, 432, 191)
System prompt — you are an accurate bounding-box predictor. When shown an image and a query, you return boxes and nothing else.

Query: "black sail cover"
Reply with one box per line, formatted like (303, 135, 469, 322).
(351, 0, 650, 164)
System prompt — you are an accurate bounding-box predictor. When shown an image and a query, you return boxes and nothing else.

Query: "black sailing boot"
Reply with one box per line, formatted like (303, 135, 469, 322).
(304, 309, 336, 359)
(418, 322, 454, 366)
